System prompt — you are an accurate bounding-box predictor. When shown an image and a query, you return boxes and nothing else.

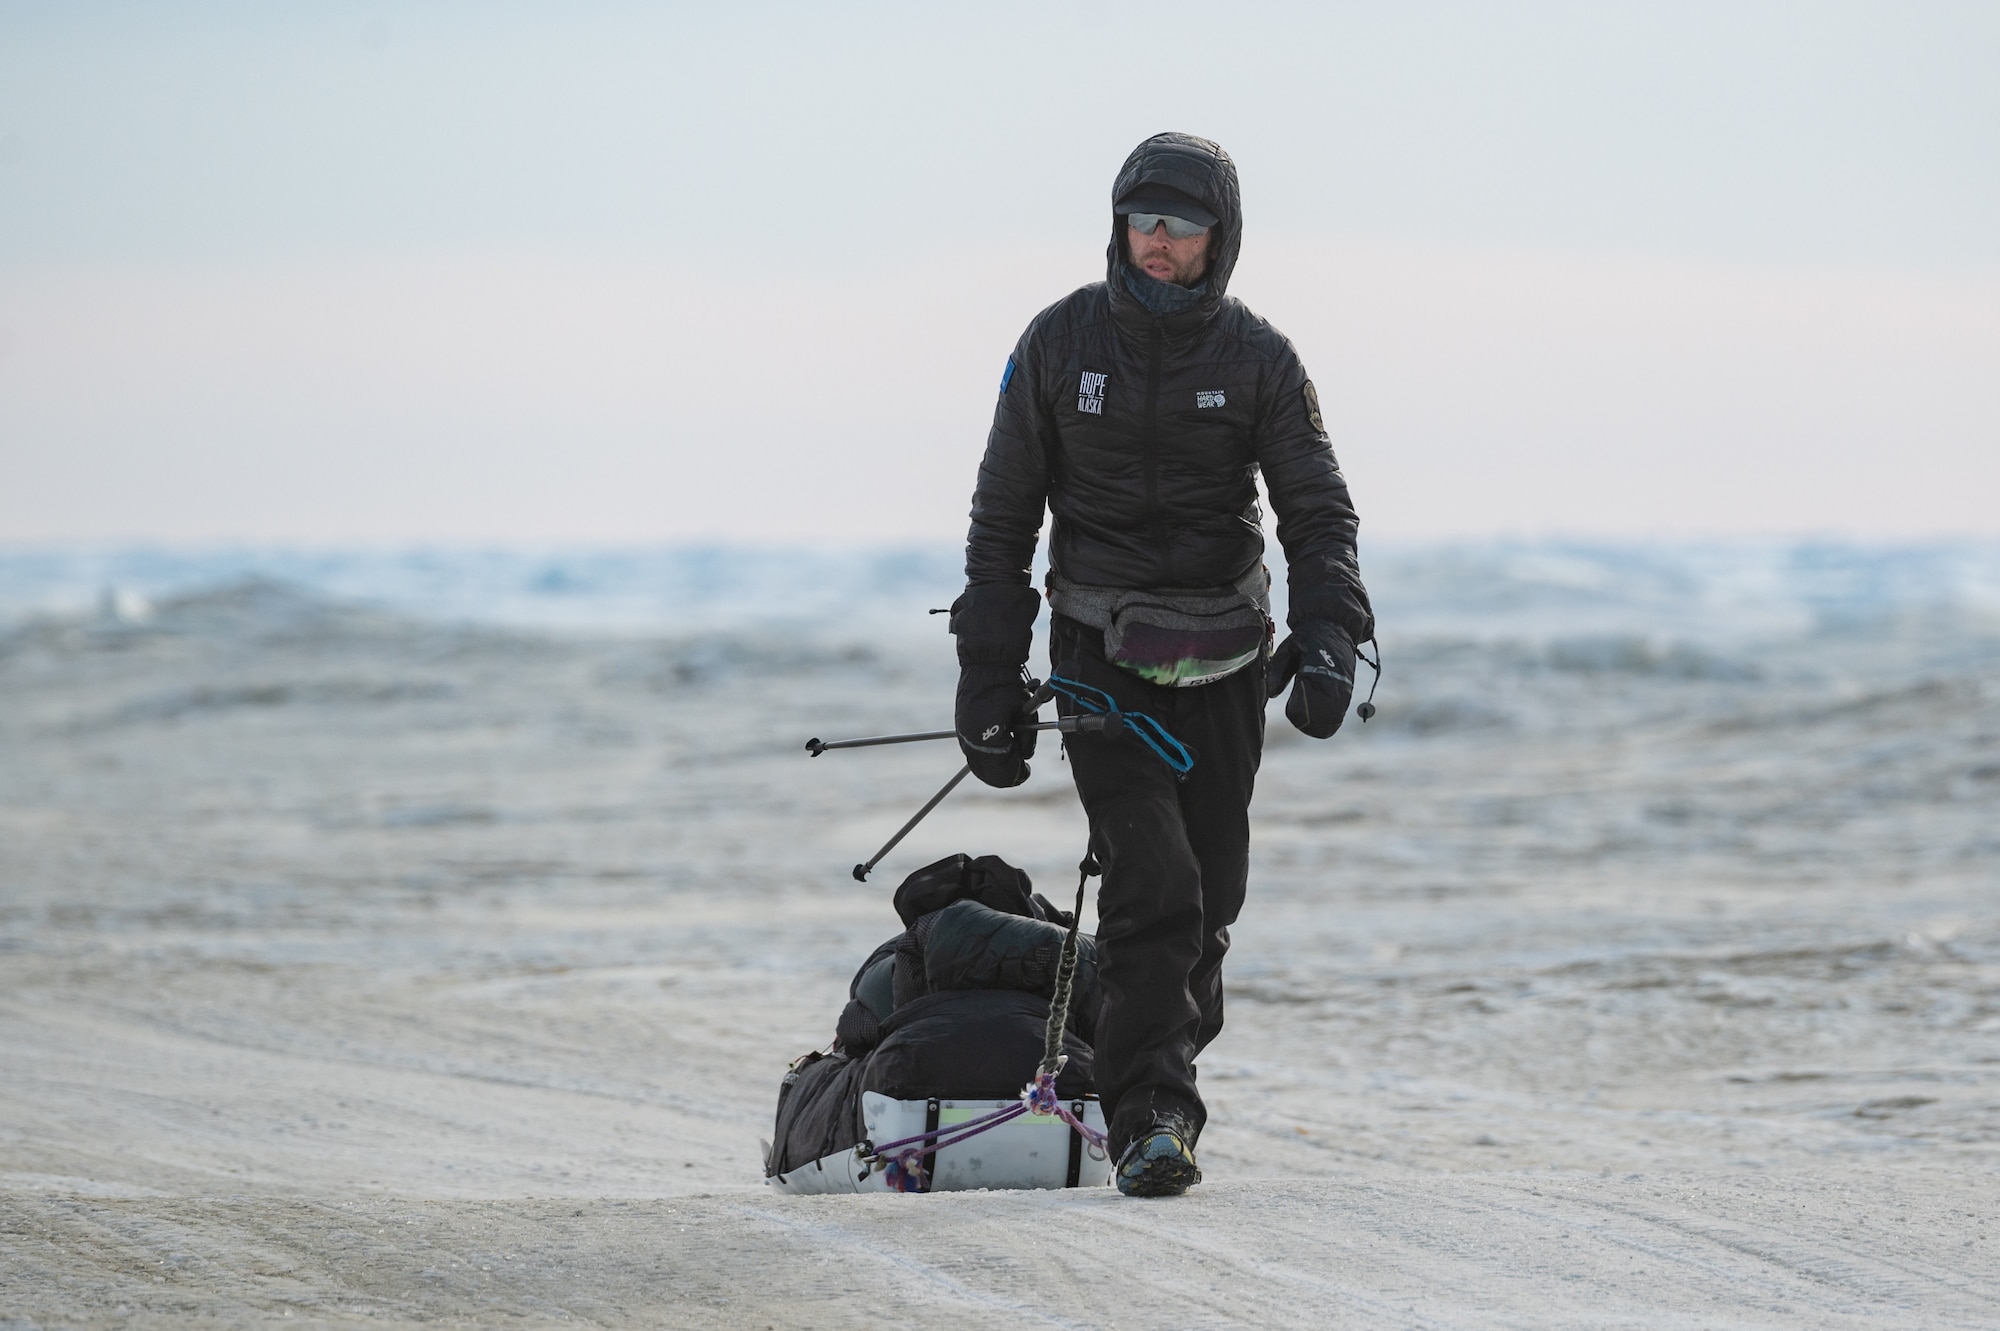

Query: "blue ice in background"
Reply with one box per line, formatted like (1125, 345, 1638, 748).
(2, 541, 1998, 647)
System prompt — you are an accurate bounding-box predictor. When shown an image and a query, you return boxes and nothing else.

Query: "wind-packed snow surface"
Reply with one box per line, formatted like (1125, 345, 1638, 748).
(1, 543, 1996, 1327)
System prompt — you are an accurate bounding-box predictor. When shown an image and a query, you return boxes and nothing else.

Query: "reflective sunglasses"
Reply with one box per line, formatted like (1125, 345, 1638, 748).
(1126, 211, 1210, 240)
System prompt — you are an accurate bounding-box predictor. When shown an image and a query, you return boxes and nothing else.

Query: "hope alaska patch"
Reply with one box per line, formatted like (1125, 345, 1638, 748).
(1301, 379, 1325, 433)
(1077, 369, 1108, 415)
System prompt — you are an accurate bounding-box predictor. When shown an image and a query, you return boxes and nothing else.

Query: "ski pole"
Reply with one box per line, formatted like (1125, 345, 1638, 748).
(852, 763, 973, 882)
(806, 712, 1107, 757)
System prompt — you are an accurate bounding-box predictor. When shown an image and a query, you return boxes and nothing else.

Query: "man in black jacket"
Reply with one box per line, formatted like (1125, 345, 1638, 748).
(950, 132, 1373, 1197)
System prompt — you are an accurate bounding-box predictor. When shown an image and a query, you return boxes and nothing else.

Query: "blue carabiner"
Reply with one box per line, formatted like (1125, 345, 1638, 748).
(1046, 674, 1195, 778)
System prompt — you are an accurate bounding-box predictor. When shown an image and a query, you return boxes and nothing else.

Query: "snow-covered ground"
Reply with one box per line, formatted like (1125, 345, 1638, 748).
(2, 547, 1996, 1327)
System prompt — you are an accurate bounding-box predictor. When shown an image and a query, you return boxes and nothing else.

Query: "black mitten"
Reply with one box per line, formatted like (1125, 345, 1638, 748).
(1266, 620, 1355, 738)
(947, 583, 1043, 787)
(955, 663, 1038, 787)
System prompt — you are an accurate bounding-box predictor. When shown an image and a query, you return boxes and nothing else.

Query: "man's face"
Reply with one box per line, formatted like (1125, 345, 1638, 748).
(1126, 217, 1211, 286)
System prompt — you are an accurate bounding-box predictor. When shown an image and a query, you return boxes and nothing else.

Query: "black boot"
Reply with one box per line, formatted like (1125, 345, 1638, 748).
(1113, 1115, 1202, 1197)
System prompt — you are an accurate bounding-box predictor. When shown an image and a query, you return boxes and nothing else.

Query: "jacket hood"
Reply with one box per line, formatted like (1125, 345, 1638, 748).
(1106, 132, 1242, 330)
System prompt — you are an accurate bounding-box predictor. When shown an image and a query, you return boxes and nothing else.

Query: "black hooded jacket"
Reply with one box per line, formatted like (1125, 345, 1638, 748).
(954, 133, 1372, 666)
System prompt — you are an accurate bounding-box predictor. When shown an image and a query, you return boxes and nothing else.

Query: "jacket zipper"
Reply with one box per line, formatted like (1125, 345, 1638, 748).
(1141, 316, 1169, 583)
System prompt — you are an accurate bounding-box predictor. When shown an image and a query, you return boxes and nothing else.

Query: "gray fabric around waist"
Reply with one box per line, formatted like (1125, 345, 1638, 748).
(1047, 564, 1274, 687)
(1046, 563, 1272, 634)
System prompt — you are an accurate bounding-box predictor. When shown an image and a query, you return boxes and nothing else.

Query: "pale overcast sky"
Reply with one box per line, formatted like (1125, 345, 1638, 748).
(1, 2, 1995, 543)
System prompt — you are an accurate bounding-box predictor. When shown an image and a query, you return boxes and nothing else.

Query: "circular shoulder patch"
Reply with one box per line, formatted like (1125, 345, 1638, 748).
(1301, 379, 1325, 434)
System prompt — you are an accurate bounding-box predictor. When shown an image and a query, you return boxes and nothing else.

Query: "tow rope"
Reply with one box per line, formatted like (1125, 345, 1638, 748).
(857, 856, 1109, 1193)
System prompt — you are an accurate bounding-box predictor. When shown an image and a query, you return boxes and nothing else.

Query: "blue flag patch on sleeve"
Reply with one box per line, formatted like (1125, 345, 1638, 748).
(999, 358, 1016, 396)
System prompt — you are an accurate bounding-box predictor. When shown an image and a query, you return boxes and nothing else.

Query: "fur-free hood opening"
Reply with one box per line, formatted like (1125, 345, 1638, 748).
(1106, 132, 1243, 320)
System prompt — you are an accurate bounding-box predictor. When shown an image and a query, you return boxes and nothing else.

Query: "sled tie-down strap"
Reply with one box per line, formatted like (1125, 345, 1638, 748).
(857, 858, 1109, 1193)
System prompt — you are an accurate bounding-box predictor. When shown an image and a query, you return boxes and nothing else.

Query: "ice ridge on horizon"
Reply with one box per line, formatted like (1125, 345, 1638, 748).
(2, 540, 1998, 645)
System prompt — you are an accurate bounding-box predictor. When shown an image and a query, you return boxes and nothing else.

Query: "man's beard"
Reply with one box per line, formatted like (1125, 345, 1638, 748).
(1127, 237, 1210, 288)
(1134, 256, 1205, 288)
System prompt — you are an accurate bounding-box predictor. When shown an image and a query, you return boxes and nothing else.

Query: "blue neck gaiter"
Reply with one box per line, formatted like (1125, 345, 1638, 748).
(1122, 263, 1208, 317)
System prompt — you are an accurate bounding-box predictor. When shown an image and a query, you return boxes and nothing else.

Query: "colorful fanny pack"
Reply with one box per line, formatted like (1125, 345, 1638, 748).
(1047, 565, 1273, 688)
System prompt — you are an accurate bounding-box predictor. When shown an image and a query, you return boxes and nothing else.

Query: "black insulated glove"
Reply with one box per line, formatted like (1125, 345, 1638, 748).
(956, 664, 1039, 787)
(1267, 620, 1356, 738)
(948, 583, 1044, 788)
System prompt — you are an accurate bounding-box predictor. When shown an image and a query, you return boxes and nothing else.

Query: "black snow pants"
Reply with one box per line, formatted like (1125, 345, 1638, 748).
(1048, 613, 1265, 1157)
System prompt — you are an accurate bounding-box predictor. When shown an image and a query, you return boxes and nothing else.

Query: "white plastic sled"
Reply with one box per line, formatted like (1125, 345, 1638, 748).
(768, 1090, 1111, 1194)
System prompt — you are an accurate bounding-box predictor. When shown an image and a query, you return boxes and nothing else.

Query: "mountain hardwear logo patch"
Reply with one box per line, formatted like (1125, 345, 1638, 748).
(1077, 370, 1108, 415)
(1196, 390, 1226, 409)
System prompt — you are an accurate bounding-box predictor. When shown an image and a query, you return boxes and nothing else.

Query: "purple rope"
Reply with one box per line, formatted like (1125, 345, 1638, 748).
(882, 1152, 925, 1193)
(867, 1101, 1024, 1157)
(862, 1102, 1033, 1193)
(1022, 1069, 1108, 1155)
(861, 1079, 1106, 1193)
